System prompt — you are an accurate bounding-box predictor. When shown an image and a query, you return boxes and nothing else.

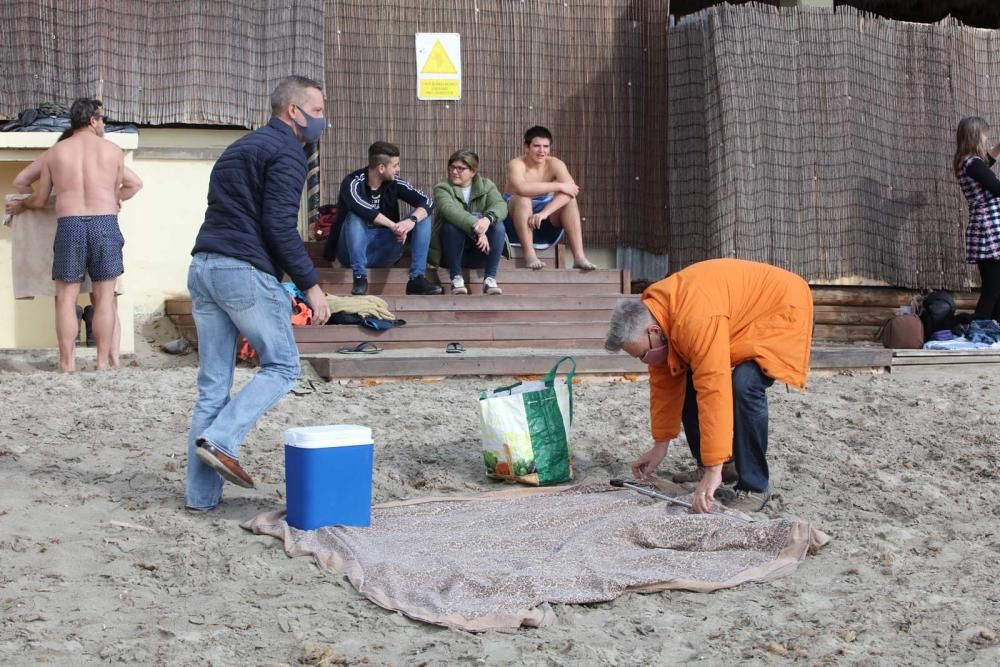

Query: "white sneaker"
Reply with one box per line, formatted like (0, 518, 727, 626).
(451, 276, 468, 295)
(483, 277, 502, 295)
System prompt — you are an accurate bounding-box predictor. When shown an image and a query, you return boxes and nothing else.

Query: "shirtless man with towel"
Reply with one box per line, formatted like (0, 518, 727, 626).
(17, 98, 141, 371)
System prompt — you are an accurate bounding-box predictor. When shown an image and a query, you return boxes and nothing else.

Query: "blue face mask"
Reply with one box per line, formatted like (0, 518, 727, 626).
(294, 105, 327, 143)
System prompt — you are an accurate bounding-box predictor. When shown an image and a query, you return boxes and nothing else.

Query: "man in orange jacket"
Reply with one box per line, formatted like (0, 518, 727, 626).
(604, 259, 813, 514)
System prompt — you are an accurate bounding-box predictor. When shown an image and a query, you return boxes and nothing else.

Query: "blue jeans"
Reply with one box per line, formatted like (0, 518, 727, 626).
(336, 211, 431, 279)
(681, 361, 775, 493)
(439, 222, 505, 279)
(185, 252, 300, 509)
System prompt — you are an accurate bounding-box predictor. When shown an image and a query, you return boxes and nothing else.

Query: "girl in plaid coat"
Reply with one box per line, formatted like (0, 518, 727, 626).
(955, 116, 1000, 320)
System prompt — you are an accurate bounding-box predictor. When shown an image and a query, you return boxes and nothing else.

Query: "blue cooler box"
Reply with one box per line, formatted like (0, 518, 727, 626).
(284, 424, 373, 530)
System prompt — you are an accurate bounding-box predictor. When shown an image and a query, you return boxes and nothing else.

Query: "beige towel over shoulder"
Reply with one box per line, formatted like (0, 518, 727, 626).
(4, 194, 123, 298)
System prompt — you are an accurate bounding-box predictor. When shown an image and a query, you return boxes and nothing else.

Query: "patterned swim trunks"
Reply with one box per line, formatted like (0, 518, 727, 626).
(52, 214, 124, 283)
(501, 192, 564, 248)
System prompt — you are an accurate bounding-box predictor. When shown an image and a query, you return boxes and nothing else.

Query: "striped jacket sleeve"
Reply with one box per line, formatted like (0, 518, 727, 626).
(396, 177, 433, 214)
(341, 172, 381, 221)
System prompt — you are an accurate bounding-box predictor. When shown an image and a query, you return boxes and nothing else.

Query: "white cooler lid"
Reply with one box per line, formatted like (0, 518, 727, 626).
(284, 424, 372, 449)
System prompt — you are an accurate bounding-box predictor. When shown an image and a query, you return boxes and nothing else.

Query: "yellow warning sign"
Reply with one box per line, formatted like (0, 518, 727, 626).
(419, 79, 460, 99)
(421, 40, 458, 75)
(415, 33, 461, 101)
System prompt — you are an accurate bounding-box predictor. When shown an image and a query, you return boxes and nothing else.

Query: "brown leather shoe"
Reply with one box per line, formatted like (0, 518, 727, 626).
(195, 440, 255, 488)
(721, 489, 771, 513)
(671, 460, 738, 485)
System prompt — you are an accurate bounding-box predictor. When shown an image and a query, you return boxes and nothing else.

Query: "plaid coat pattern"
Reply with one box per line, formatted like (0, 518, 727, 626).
(960, 155, 1000, 263)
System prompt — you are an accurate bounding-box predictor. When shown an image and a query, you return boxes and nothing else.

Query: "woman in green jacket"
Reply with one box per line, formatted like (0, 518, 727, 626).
(430, 150, 509, 294)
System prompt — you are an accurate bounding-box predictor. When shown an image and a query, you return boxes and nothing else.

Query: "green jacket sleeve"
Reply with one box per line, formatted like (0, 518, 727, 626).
(432, 182, 477, 234)
(481, 179, 509, 227)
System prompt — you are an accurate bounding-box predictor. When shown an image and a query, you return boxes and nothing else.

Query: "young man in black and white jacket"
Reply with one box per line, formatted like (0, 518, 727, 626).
(326, 141, 442, 295)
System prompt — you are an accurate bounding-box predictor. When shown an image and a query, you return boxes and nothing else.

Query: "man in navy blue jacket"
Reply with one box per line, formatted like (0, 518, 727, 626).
(325, 141, 442, 295)
(184, 75, 332, 511)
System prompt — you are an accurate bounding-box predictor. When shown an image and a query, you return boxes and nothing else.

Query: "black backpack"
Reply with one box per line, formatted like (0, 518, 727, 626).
(920, 290, 956, 340)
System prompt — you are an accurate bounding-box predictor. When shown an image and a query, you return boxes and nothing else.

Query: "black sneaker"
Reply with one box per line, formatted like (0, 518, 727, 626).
(351, 275, 369, 296)
(406, 275, 443, 295)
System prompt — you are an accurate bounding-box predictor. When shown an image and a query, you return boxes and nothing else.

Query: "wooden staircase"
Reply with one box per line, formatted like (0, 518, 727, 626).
(165, 247, 980, 378)
(166, 242, 642, 378)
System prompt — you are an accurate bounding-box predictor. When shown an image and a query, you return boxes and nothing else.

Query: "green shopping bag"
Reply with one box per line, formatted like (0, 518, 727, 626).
(478, 356, 575, 486)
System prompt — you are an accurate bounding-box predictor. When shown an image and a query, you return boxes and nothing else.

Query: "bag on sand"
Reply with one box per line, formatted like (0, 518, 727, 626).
(920, 290, 957, 340)
(878, 314, 924, 349)
(479, 356, 575, 486)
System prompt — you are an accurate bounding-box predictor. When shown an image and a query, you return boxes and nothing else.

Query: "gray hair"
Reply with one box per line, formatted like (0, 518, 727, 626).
(604, 299, 654, 352)
(270, 75, 323, 116)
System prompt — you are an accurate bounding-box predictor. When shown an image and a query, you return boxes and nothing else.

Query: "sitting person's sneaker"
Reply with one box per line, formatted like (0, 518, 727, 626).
(406, 275, 443, 295)
(722, 489, 770, 513)
(483, 276, 502, 295)
(451, 276, 468, 295)
(351, 275, 369, 296)
(671, 460, 738, 485)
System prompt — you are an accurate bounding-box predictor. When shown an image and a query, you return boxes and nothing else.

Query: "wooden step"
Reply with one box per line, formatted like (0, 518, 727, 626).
(317, 267, 629, 296)
(813, 305, 895, 326)
(891, 349, 1000, 366)
(305, 348, 644, 379)
(303, 240, 567, 269)
(165, 294, 636, 317)
(294, 320, 610, 351)
(811, 286, 978, 309)
(169, 323, 607, 351)
(813, 323, 880, 343)
(304, 345, 894, 379)
(168, 309, 619, 326)
(171, 315, 888, 352)
(812, 345, 891, 369)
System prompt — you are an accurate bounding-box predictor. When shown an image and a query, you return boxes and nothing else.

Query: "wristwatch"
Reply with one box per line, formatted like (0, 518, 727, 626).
(485, 212, 497, 224)
(407, 214, 419, 224)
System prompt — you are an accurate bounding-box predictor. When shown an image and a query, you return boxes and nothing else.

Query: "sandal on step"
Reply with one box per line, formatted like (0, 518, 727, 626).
(337, 342, 382, 354)
(446, 342, 466, 354)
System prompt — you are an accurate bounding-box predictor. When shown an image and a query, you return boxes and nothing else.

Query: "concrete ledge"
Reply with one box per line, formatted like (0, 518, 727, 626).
(133, 146, 225, 160)
(0, 132, 138, 150)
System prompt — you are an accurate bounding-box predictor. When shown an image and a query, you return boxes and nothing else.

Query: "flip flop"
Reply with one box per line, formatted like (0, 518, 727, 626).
(446, 342, 465, 354)
(337, 342, 382, 354)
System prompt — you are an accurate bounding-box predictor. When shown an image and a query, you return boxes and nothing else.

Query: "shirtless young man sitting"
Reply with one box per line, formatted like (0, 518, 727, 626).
(505, 125, 595, 271)
(18, 98, 141, 371)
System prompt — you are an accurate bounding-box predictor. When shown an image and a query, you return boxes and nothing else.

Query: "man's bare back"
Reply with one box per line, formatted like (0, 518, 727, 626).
(35, 133, 124, 218)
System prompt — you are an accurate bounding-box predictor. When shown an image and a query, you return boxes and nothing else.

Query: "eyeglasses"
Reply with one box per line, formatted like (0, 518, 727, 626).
(448, 164, 470, 173)
(639, 330, 664, 363)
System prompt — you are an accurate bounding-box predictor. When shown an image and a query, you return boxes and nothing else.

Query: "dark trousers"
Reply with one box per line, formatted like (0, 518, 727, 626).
(440, 223, 505, 279)
(681, 360, 775, 493)
(975, 260, 1000, 320)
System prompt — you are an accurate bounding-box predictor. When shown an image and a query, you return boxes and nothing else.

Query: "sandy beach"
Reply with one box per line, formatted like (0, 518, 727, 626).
(1, 340, 999, 665)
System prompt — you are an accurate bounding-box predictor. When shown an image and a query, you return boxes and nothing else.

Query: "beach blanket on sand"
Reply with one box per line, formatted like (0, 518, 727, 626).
(243, 483, 829, 632)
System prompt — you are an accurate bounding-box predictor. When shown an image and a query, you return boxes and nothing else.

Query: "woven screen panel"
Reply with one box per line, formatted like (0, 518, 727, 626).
(321, 0, 669, 250)
(667, 3, 1000, 289)
(0, 0, 324, 128)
